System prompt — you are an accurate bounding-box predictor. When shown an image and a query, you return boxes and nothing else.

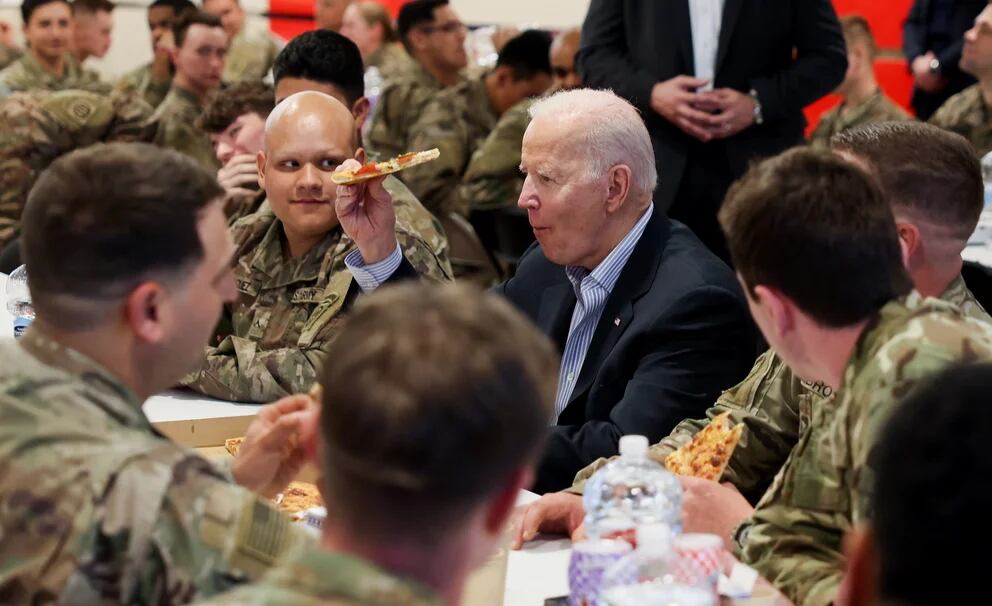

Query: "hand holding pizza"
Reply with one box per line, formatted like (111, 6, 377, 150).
(334, 157, 399, 265)
(231, 394, 319, 499)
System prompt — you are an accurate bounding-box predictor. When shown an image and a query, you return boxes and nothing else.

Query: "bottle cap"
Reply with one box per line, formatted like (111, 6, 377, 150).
(619, 435, 649, 458)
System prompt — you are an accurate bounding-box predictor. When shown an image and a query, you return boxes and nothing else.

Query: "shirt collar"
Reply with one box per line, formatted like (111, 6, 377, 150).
(566, 203, 654, 295)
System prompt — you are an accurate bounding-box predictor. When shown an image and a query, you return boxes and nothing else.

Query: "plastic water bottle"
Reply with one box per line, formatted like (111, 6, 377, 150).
(601, 524, 676, 589)
(5, 264, 33, 338)
(582, 435, 683, 544)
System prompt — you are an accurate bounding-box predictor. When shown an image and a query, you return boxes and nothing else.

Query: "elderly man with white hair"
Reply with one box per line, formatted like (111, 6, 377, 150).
(338, 88, 758, 493)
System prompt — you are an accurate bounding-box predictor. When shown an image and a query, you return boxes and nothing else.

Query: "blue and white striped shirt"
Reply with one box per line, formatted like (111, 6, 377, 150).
(552, 204, 654, 423)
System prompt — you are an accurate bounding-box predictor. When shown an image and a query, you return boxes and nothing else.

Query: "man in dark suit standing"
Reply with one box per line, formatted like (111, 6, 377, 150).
(334, 89, 758, 494)
(578, 0, 847, 262)
(904, 0, 987, 119)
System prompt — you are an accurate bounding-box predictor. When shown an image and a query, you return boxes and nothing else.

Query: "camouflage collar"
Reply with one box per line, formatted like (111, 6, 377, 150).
(16, 328, 148, 430)
(248, 215, 356, 288)
(411, 61, 445, 89)
(264, 545, 444, 605)
(165, 84, 204, 109)
(18, 51, 82, 85)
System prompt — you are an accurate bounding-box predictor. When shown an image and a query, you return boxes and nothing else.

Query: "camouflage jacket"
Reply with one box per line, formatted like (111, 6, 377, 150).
(115, 62, 172, 109)
(0, 89, 155, 247)
(180, 197, 452, 403)
(0, 45, 22, 71)
(366, 62, 463, 161)
(404, 75, 498, 216)
(738, 291, 992, 606)
(0, 330, 310, 605)
(151, 85, 220, 172)
(569, 276, 989, 504)
(223, 24, 281, 84)
(929, 84, 992, 156)
(366, 43, 414, 83)
(809, 90, 911, 147)
(0, 52, 108, 95)
(459, 98, 532, 212)
(195, 544, 443, 606)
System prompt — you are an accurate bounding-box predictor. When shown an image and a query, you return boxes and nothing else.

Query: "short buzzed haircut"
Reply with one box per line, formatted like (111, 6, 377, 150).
(872, 362, 992, 605)
(831, 122, 983, 239)
(397, 0, 446, 51)
(172, 8, 222, 48)
(149, 0, 194, 13)
(318, 283, 557, 546)
(719, 147, 913, 327)
(272, 30, 365, 105)
(73, 0, 114, 15)
(197, 81, 275, 133)
(21, 0, 71, 23)
(840, 14, 876, 59)
(497, 29, 552, 80)
(21, 143, 223, 329)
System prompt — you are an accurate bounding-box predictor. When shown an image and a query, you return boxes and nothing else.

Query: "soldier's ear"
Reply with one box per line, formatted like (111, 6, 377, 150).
(256, 151, 266, 190)
(351, 96, 370, 132)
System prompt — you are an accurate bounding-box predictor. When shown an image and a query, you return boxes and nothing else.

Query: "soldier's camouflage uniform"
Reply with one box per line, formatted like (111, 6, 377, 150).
(115, 62, 172, 109)
(0, 52, 108, 95)
(223, 24, 280, 84)
(366, 62, 465, 161)
(0, 330, 311, 605)
(403, 75, 499, 216)
(366, 43, 414, 83)
(809, 90, 911, 147)
(194, 545, 443, 606)
(570, 276, 990, 504)
(0, 45, 22, 71)
(180, 187, 452, 403)
(929, 84, 992, 156)
(0, 88, 156, 247)
(150, 85, 220, 172)
(459, 98, 532, 212)
(737, 292, 992, 606)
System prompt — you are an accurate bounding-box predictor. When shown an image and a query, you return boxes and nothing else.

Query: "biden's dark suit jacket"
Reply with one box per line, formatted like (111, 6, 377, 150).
(495, 211, 758, 493)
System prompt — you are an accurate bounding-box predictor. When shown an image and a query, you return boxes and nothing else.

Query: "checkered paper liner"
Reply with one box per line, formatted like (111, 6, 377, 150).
(568, 539, 633, 606)
(672, 533, 725, 590)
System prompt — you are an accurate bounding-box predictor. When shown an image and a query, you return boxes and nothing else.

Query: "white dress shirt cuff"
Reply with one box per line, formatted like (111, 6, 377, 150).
(345, 243, 403, 293)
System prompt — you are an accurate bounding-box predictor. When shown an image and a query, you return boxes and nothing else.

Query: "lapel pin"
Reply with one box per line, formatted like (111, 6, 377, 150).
(614, 317, 621, 327)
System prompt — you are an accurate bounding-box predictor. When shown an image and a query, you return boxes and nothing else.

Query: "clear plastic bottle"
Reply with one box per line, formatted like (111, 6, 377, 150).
(600, 523, 676, 590)
(582, 435, 683, 544)
(981, 151, 992, 207)
(5, 264, 33, 338)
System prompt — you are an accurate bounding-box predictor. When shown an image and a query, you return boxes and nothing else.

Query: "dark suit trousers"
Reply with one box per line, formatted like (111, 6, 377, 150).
(666, 140, 735, 265)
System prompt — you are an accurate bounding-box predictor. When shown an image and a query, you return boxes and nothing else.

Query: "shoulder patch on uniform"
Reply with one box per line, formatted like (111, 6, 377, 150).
(72, 102, 92, 120)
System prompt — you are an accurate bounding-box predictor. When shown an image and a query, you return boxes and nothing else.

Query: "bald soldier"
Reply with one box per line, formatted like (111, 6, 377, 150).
(181, 92, 450, 403)
(0, 89, 156, 249)
(0, 143, 314, 604)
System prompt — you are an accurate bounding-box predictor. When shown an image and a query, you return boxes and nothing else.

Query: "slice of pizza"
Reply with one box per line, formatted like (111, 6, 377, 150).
(224, 437, 244, 457)
(331, 148, 440, 185)
(664, 411, 744, 481)
(276, 481, 324, 518)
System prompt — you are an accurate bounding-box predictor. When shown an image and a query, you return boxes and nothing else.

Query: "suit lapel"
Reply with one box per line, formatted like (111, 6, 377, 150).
(565, 211, 671, 410)
(675, 0, 695, 75)
(715, 0, 744, 75)
(537, 282, 576, 352)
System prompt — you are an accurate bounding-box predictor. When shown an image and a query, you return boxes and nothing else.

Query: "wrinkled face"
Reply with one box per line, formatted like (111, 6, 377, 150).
(160, 202, 237, 382)
(174, 24, 228, 93)
(339, 2, 378, 58)
(24, 2, 73, 63)
(147, 5, 174, 50)
(518, 116, 610, 269)
(259, 109, 356, 244)
(962, 5, 992, 76)
(314, 0, 352, 32)
(74, 9, 113, 59)
(550, 35, 581, 90)
(203, 0, 244, 40)
(211, 111, 266, 165)
(417, 5, 467, 72)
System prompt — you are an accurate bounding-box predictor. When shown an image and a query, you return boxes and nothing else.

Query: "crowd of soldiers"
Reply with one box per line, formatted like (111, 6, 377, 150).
(1, 0, 992, 605)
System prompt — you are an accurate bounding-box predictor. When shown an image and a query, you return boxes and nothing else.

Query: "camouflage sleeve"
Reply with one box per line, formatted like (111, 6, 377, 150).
(402, 98, 470, 216)
(807, 112, 833, 148)
(459, 103, 529, 212)
(59, 445, 310, 604)
(569, 351, 807, 504)
(154, 118, 220, 173)
(366, 82, 409, 159)
(395, 226, 452, 283)
(114, 67, 170, 109)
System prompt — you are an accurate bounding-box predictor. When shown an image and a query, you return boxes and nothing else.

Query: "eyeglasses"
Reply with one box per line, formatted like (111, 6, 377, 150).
(421, 20, 467, 35)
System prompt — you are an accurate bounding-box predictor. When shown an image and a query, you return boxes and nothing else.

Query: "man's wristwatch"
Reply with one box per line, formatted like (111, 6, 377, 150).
(929, 57, 941, 74)
(748, 88, 764, 126)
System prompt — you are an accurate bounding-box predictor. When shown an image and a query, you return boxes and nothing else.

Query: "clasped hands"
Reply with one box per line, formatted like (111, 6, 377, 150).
(651, 76, 757, 142)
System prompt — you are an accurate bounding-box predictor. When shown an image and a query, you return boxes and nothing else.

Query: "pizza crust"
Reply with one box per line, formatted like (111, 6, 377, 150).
(331, 148, 440, 185)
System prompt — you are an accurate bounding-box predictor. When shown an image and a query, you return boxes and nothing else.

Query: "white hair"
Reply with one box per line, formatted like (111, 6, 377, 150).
(528, 88, 658, 197)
